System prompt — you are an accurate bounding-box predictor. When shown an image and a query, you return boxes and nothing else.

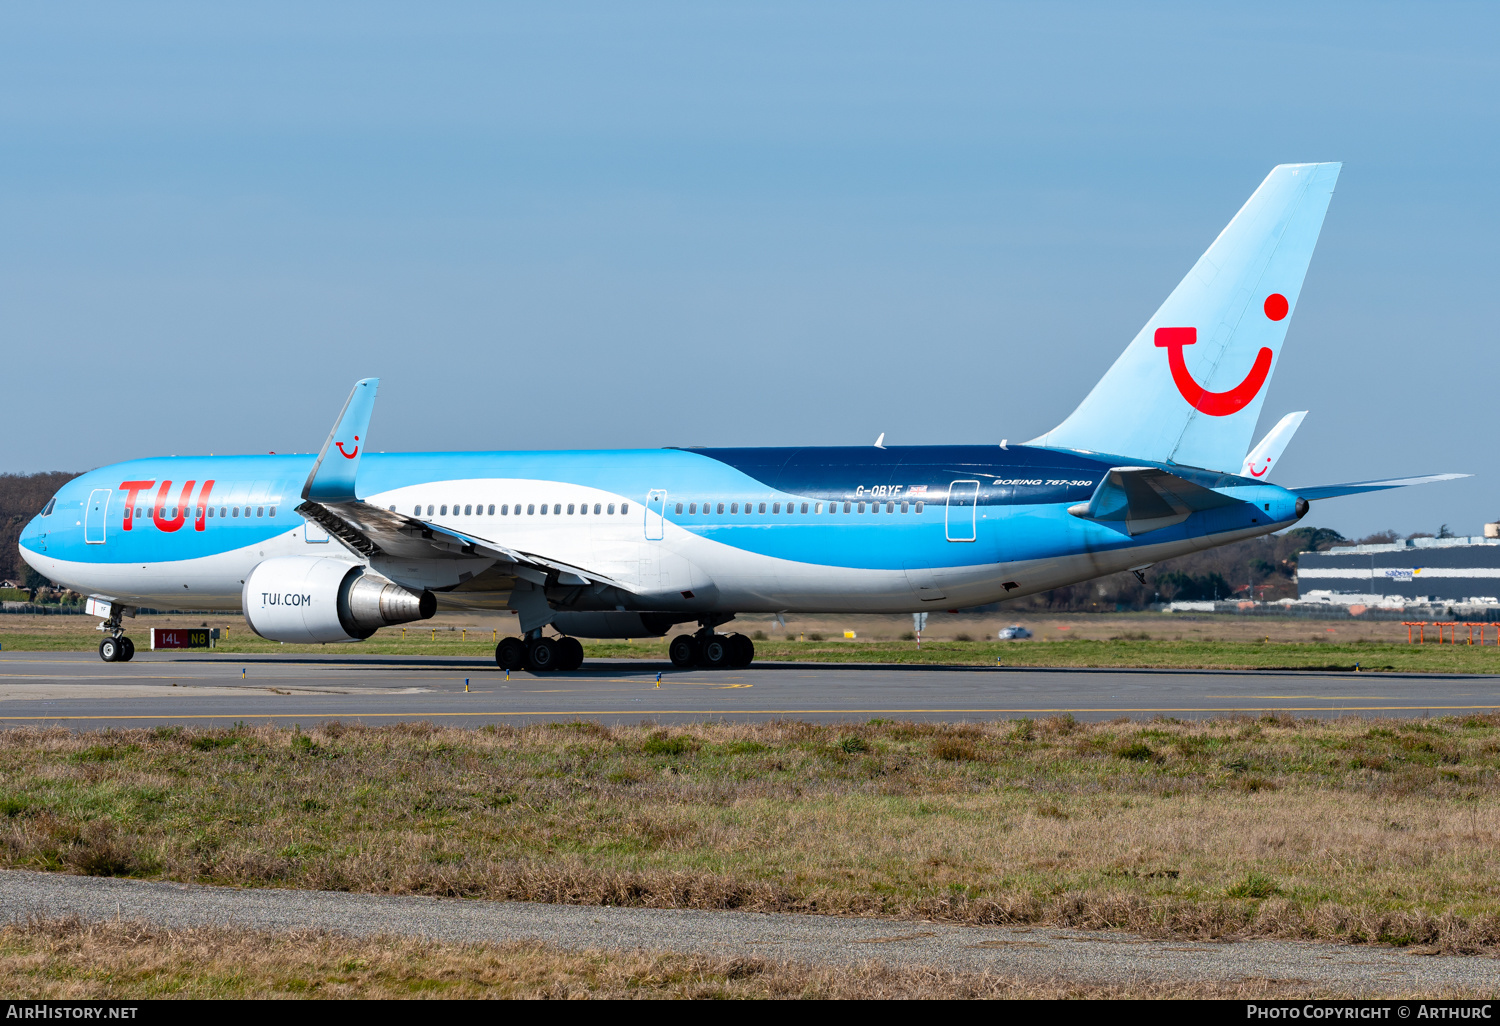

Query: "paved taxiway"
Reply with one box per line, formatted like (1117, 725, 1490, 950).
(1, 650, 1496, 728)
(3, 868, 1493, 990)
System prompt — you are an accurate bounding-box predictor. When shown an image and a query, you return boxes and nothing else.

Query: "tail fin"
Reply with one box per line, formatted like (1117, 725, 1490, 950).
(1030, 163, 1340, 471)
(1241, 410, 1306, 479)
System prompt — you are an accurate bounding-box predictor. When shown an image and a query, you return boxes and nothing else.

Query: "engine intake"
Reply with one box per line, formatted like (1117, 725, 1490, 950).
(243, 556, 435, 644)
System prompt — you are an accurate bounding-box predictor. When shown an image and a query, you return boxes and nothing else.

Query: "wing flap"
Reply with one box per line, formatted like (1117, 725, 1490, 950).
(296, 499, 633, 591)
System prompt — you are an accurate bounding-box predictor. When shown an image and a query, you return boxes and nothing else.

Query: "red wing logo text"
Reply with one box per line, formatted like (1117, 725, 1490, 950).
(1155, 294, 1287, 417)
(335, 435, 360, 459)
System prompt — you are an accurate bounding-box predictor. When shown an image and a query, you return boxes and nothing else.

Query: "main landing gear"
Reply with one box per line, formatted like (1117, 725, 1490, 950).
(669, 628, 754, 669)
(495, 633, 584, 673)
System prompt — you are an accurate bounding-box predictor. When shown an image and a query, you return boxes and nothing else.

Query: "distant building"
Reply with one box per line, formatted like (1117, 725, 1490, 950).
(1297, 535, 1500, 609)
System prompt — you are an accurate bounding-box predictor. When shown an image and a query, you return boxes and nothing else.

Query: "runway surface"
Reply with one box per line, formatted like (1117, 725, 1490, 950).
(2, 650, 1497, 728)
(2, 868, 1491, 990)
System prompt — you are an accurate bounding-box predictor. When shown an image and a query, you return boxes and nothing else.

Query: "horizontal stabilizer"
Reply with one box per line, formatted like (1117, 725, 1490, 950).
(1292, 473, 1469, 501)
(303, 378, 379, 504)
(1069, 466, 1239, 536)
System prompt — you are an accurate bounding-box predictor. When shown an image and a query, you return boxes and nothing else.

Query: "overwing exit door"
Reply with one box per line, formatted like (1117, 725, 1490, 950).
(644, 490, 667, 540)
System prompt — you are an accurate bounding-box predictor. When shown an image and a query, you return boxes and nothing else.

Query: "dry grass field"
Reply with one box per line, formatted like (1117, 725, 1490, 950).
(4, 716, 1499, 953)
(2, 611, 1496, 672)
(10, 916, 1476, 1000)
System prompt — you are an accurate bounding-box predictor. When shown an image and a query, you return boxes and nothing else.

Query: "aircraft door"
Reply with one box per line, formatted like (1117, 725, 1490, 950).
(644, 490, 667, 541)
(945, 480, 979, 542)
(85, 489, 111, 544)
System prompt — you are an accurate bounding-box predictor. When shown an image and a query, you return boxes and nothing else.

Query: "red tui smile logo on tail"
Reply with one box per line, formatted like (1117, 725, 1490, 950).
(335, 435, 360, 459)
(1155, 294, 1287, 417)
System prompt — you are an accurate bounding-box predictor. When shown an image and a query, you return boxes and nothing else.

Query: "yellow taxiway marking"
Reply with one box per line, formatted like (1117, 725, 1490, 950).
(1208, 694, 1486, 700)
(2, 704, 1499, 722)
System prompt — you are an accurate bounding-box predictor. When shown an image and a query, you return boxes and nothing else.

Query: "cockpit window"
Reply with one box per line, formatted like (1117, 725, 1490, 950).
(40, 498, 55, 517)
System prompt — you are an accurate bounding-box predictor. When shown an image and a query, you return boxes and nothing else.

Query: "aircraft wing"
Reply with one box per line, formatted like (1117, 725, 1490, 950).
(1069, 466, 1240, 536)
(295, 380, 632, 592)
(1290, 473, 1470, 501)
(295, 499, 633, 591)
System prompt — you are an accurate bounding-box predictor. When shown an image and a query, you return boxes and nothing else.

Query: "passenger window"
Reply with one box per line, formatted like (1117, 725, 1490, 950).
(759, 502, 767, 514)
(800, 503, 808, 514)
(219, 507, 226, 518)
(464, 504, 471, 515)
(771, 503, 779, 514)
(270, 507, 277, 517)
(674, 503, 683, 514)
(232, 507, 239, 518)
(426, 505, 433, 516)
(607, 503, 615, 514)
(815, 502, 823, 514)
(257, 507, 264, 517)
(621, 503, 629, 514)
(206, 507, 214, 518)
(439, 505, 446, 515)
(593, 503, 601, 514)
(528, 504, 535, 515)
(567, 504, 575, 515)
(488, 504, 495, 515)
(553, 504, 561, 515)
(539, 504, 547, 515)
(716, 502, 724, 514)
(501, 504, 508, 515)
(688, 503, 697, 514)
(731, 502, 738, 514)
(901, 501, 909, 513)
(843, 502, 852, 513)
(886, 502, 894, 513)
(915, 501, 924, 513)
(857, 502, 865, 513)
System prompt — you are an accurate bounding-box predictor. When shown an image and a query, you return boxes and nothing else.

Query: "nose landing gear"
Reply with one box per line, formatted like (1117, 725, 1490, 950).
(95, 609, 135, 662)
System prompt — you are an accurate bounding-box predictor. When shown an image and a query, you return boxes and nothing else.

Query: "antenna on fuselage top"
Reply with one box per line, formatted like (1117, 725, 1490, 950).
(874, 433, 886, 449)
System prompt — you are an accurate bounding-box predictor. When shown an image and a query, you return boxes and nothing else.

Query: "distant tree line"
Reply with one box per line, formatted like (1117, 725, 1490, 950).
(0, 472, 81, 590)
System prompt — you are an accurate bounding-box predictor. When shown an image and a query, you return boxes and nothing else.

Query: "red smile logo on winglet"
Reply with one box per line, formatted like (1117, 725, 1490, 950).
(335, 435, 360, 459)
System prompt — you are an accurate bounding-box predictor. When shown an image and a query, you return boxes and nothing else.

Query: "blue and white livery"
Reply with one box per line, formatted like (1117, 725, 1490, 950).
(18, 163, 1467, 668)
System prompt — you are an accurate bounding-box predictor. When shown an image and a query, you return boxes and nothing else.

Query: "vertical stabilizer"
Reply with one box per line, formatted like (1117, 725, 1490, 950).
(1030, 163, 1340, 471)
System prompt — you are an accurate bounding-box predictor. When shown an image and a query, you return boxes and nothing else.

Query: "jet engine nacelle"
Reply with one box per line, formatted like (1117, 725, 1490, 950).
(243, 556, 435, 644)
(550, 611, 690, 638)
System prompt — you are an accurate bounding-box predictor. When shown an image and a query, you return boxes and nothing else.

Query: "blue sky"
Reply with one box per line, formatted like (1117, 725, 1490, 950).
(2, 2, 1494, 539)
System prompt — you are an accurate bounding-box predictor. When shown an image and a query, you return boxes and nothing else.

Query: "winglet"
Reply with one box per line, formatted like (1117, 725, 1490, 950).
(302, 378, 379, 502)
(1241, 411, 1307, 480)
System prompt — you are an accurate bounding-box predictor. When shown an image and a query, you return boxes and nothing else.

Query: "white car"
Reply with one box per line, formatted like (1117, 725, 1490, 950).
(997, 624, 1033, 640)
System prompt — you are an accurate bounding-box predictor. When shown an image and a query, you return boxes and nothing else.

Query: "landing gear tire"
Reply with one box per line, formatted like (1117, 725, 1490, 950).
(99, 637, 122, 663)
(668, 634, 698, 668)
(495, 636, 526, 671)
(526, 636, 559, 672)
(727, 633, 754, 668)
(699, 634, 731, 669)
(556, 637, 584, 671)
(119, 636, 135, 662)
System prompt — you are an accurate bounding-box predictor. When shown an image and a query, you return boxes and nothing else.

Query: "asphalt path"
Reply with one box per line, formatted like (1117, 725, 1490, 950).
(1, 651, 1497, 728)
(2, 869, 1493, 991)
